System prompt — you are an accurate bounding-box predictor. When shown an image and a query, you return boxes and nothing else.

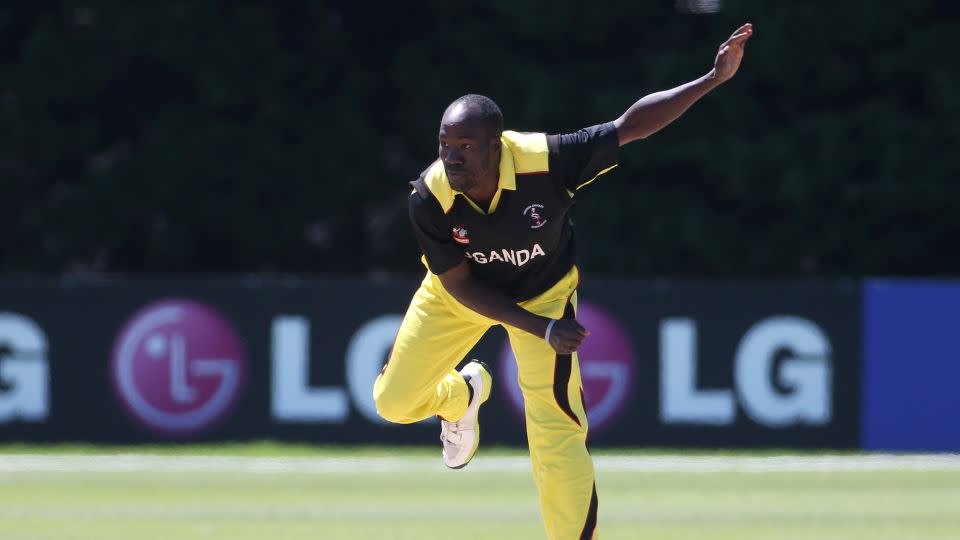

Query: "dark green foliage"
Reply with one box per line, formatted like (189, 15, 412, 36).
(2, 1, 957, 275)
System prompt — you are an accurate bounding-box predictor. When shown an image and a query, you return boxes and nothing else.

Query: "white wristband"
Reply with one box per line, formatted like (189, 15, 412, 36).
(544, 319, 558, 344)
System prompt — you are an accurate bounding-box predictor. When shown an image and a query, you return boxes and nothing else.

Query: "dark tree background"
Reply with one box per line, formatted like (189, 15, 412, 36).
(2, 1, 957, 276)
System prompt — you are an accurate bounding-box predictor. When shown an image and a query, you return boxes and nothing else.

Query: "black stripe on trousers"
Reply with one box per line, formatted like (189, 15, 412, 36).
(579, 483, 599, 540)
(553, 300, 581, 426)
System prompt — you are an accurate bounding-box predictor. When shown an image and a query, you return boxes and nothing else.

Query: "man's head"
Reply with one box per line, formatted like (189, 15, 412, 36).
(438, 94, 503, 193)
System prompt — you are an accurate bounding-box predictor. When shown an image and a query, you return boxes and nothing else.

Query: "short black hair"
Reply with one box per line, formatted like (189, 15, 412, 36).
(448, 94, 504, 139)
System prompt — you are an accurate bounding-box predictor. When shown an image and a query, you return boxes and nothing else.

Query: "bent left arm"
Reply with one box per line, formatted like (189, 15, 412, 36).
(613, 23, 753, 146)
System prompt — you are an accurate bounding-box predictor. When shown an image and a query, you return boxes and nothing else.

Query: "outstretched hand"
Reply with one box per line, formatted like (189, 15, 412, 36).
(547, 319, 590, 355)
(713, 23, 753, 82)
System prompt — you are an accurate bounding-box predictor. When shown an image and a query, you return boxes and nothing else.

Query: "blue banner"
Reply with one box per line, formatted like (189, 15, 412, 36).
(863, 281, 960, 451)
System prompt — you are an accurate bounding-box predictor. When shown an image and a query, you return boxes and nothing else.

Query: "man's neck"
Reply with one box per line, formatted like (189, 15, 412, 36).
(463, 172, 500, 212)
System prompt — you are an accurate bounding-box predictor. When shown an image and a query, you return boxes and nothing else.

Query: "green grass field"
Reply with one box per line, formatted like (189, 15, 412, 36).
(1, 445, 958, 540)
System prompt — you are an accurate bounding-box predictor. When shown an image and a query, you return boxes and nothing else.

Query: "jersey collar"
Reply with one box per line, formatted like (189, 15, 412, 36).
(424, 137, 518, 214)
(422, 131, 548, 213)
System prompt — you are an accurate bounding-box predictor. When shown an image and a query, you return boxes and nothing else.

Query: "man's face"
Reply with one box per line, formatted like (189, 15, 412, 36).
(438, 104, 499, 193)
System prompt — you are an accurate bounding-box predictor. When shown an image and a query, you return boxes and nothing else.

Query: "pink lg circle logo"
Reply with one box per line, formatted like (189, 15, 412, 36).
(111, 299, 246, 437)
(499, 301, 636, 435)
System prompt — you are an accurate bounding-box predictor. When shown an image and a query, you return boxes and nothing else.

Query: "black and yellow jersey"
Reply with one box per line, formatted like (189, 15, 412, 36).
(408, 122, 619, 301)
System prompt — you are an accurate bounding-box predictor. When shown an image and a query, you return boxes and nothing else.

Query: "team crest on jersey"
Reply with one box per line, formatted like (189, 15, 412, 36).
(523, 204, 547, 229)
(452, 224, 470, 245)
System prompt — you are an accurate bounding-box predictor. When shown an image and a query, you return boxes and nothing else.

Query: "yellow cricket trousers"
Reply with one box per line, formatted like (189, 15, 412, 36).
(373, 265, 598, 540)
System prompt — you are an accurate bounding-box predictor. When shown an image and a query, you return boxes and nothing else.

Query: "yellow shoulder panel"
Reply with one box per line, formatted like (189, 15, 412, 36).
(501, 131, 548, 174)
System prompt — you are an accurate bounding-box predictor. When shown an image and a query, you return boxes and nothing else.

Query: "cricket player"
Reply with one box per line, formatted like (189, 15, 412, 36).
(374, 23, 753, 539)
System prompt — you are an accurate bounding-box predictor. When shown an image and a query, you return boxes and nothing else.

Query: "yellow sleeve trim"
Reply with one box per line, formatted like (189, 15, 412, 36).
(575, 163, 619, 191)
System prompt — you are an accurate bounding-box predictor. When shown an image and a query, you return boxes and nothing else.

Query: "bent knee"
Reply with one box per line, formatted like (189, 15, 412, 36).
(373, 384, 417, 424)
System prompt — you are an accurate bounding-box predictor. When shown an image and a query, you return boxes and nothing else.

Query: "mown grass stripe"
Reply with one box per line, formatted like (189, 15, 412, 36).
(1, 454, 959, 473)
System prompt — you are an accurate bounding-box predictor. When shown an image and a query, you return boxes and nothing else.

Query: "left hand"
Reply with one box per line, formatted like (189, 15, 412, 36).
(713, 23, 753, 82)
(547, 319, 590, 355)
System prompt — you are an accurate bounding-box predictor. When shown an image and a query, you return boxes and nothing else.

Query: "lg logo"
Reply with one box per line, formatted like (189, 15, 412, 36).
(111, 299, 246, 436)
(0, 312, 49, 423)
(661, 316, 832, 427)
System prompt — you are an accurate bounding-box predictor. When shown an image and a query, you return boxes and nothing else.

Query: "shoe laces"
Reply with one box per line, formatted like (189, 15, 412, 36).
(440, 420, 463, 445)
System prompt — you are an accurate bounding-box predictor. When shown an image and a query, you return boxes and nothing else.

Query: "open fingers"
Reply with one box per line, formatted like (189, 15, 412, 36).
(722, 23, 753, 47)
(731, 22, 752, 36)
(722, 32, 751, 48)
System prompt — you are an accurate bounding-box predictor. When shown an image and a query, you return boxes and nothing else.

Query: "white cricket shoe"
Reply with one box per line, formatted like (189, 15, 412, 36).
(440, 361, 492, 469)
